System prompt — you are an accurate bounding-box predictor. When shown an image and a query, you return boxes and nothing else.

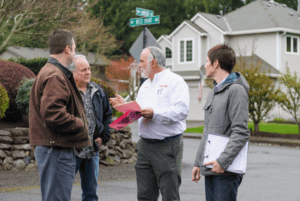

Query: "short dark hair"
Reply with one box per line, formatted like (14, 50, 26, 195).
(208, 44, 236, 73)
(48, 29, 73, 54)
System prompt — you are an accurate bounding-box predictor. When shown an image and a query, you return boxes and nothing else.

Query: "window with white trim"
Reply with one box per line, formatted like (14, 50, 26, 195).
(166, 47, 172, 58)
(179, 38, 194, 63)
(286, 36, 298, 54)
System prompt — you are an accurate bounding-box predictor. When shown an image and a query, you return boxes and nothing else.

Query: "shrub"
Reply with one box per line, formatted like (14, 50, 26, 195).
(16, 78, 35, 114)
(0, 60, 36, 121)
(90, 77, 116, 99)
(273, 118, 287, 122)
(0, 83, 9, 119)
(7, 57, 48, 75)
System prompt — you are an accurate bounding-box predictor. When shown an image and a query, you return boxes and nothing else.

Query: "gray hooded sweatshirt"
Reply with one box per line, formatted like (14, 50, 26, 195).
(194, 72, 250, 176)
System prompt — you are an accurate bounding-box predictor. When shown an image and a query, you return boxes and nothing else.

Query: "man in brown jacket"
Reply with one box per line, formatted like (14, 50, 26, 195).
(29, 29, 90, 201)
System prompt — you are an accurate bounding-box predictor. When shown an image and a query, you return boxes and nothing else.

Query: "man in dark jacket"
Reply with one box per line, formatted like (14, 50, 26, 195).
(192, 44, 250, 201)
(70, 55, 113, 201)
(29, 30, 90, 201)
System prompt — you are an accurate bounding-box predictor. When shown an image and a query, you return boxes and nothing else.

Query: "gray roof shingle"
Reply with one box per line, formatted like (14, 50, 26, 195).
(185, 20, 208, 33)
(197, 0, 300, 33)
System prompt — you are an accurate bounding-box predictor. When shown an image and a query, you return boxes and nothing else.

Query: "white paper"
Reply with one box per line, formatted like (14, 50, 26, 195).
(203, 133, 248, 174)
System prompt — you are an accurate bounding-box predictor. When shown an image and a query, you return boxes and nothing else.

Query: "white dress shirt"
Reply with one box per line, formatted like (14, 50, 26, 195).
(136, 69, 190, 139)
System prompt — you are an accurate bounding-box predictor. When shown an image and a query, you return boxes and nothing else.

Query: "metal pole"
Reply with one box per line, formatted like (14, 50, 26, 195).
(140, 25, 147, 86)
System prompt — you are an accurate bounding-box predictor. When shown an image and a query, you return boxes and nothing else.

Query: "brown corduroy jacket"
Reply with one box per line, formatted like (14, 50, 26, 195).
(29, 58, 90, 148)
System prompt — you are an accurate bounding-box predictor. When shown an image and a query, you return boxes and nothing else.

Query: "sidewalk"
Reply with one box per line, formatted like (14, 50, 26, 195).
(183, 133, 300, 147)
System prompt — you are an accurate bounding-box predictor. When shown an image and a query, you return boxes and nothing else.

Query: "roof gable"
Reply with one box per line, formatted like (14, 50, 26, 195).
(168, 20, 208, 39)
(157, 34, 172, 46)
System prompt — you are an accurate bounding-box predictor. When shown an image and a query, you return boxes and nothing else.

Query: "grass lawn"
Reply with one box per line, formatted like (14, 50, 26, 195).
(185, 122, 299, 134)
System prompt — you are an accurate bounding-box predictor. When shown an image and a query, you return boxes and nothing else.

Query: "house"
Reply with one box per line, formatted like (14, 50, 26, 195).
(157, 0, 300, 123)
(0, 46, 111, 81)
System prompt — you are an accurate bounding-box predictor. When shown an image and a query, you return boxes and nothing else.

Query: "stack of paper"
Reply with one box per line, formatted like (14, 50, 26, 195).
(109, 101, 142, 130)
(203, 133, 249, 174)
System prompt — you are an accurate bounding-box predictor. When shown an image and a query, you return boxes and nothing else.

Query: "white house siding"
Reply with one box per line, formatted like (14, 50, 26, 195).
(186, 81, 211, 121)
(193, 16, 223, 49)
(158, 39, 173, 68)
(173, 25, 199, 71)
(228, 33, 277, 69)
(201, 37, 208, 66)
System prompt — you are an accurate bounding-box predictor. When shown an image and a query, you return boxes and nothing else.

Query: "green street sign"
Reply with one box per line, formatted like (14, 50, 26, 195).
(130, 18, 144, 27)
(144, 16, 160, 25)
(130, 16, 160, 27)
(136, 7, 154, 17)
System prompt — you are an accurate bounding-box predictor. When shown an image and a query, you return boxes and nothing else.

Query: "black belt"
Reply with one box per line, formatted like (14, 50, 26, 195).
(142, 134, 182, 144)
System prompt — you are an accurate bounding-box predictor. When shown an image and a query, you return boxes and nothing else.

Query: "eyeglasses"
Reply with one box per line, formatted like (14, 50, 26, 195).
(147, 46, 156, 60)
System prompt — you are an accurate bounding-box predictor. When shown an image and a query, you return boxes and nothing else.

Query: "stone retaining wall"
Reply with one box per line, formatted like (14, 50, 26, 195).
(0, 126, 137, 171)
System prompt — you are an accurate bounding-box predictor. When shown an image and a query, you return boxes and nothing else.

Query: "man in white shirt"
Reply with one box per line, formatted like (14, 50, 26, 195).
(110, 46, 189, 201)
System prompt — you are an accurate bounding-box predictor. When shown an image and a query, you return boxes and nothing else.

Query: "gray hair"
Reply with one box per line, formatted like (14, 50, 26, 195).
(69, 54, 87, 71)
(146, 46, 166, 68)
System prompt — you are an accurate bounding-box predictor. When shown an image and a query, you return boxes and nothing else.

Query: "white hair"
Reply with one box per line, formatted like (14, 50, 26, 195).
(145, 46, 166, 68)
(69, 54, 87, 71)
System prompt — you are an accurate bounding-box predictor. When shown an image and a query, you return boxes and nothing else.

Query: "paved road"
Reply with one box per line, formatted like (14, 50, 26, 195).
(1, 122, 300, 201)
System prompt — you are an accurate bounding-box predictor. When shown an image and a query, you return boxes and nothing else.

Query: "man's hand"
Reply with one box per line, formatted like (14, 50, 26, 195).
(94, 137, 103, 147)
(204, 160, 225, 174)
(192, 167, 201, 183)
(141, 108, 154, 119)
(109, 93, 125, 106)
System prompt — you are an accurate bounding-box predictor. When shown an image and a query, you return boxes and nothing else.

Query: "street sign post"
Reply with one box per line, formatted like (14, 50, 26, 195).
(129, 8, 160, 86)
(136, 7, 154, 17)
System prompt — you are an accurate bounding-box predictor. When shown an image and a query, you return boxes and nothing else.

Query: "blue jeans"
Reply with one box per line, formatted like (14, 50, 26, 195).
(75, 154, 100, 201)
(205, 175, 243, 201)
(35, 146, 76, 201)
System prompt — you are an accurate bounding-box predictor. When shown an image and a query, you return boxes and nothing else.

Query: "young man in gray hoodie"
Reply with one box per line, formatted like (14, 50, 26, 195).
(192, 44, 250, 201)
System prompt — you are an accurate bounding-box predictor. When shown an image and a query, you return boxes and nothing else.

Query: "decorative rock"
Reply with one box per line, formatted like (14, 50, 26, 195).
(127, 132, 132, 138)
(30, 160, 34, 163)
(100, 160, 109, 166)
(104, 156, 115, 166)
(0, 159, 2, 164)
(111, 156, 121, 164)
(0, 136, 13, 143)
(11, 150, 26, 159)
(0, 130, 12, 136)
(123, 134, 130, 139)
(107, 149, 116, 156)
(12, 144, 32, 150)
(3, 157, 13, 165)
(123, 139, 133, 146)
(132, 142, 137, 151)
(4, 150, 11, 156)
(122, 156, 136, 164)
(119, 140, 126, 149)
(0, 150, 7, 159)
(10, 128, 29, 137)
(124, 144, 134, 152)
(13, 136, 28, 144)
(99, 153, 106, 160)
(120, 126, 131, 133)
(122, 150, 134, 159)
(13, 159, 26, 170)
(0, 143, 12, 149)
(107, 139, 116, 149)
(110, 128, 118, 134)
(24, 155, 30, 165)
(2, 163, 12, 170)
(99, 145, 108, 153)
(115, 146, 123, 154)
(25, 163, 36, 172)
(29, 151, 35, 160)
(115, 151, 123, 159)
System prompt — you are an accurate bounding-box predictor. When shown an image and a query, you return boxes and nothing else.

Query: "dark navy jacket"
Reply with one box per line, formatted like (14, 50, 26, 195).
(89, 81, 113, 151)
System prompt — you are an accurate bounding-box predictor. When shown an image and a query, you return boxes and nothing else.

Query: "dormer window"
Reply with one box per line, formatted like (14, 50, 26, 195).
(286, 35, 298, 54)
(178, 38, 194, 63)
(166, 47, 172, 58)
